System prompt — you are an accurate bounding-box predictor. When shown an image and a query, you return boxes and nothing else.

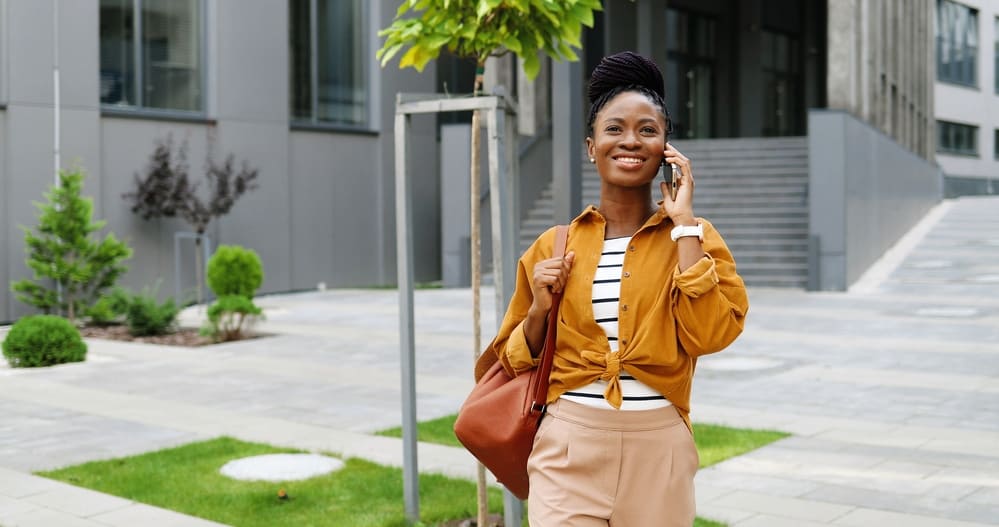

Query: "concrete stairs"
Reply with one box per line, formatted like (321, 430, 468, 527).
(519, 137, 810, 288)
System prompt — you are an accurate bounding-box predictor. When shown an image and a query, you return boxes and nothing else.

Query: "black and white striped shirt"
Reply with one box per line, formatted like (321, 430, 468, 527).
(559, 236, 672, 410)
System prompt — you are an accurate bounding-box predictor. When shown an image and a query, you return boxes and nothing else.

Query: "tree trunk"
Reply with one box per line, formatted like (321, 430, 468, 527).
(470, 61, 490, 527)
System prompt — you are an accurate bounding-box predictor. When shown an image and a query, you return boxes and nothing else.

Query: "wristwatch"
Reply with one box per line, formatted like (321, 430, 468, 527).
(670, 222, 703, 242)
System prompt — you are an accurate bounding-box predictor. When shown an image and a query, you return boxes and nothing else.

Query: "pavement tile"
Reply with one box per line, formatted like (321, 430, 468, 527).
(709, 490, 854, 522)
(23, 484, 132, 518)
(833, 507, 996, 527)
(90, 503, 229, 526)
(0, 494, 41, 520)
(1, 507, 104, 527)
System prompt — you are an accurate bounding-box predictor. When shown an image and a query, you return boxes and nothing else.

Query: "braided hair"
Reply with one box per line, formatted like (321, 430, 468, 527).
(587, 51, 671, 137)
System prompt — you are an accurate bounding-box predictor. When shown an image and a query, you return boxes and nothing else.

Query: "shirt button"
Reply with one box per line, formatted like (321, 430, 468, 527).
(629, 245, 636, 251)
(621, 339, 628, 346)
(623, 271, 631, 278)
(621, 305, 628, 311)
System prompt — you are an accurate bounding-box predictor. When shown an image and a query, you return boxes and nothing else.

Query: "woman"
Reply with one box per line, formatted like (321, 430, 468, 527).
(475, 51, 748, 525)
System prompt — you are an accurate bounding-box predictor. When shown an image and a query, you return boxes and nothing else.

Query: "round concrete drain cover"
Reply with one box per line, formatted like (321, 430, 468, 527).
(914, 306, 979, 318)
(699, 357, 783, 372)
(220, 454, 343, 482)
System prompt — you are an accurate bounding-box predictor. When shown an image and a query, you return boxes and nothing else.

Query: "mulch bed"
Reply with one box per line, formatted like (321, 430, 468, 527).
(79, 325, 215, 347)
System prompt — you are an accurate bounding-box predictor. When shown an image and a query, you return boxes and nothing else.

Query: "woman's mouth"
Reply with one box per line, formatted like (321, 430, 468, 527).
(612, 156, 645, 169)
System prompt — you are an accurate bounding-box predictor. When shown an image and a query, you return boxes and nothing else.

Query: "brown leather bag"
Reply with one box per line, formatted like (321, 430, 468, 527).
(453, 225, 568, 500)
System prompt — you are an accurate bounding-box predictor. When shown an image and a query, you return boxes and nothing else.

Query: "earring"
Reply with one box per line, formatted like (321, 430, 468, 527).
(589, 157, 595, 163)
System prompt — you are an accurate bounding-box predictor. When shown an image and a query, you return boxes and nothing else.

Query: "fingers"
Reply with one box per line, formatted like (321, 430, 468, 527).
(533, 251, 574, 294)
(663, 142, 693, 182)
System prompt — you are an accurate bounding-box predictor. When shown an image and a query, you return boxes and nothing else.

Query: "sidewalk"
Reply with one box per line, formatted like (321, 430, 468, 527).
(1, 196, 998, 526)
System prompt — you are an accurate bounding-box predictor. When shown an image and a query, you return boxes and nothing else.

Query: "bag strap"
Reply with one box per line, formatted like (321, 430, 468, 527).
(529, 224, 568, 414)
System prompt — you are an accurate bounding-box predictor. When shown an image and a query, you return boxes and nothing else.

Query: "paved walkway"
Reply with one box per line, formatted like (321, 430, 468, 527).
(1, 196, 998, 526)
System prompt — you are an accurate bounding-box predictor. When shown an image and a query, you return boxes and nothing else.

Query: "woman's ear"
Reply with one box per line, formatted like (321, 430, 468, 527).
(585, 137, 595, 160)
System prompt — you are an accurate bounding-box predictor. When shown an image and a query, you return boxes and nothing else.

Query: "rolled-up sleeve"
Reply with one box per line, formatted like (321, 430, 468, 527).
(670, 221, 749, 357)
(475, 228, 554, 380)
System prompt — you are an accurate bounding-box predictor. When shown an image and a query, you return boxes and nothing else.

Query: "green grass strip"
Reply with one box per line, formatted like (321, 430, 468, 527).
(39, 437, 504, 527)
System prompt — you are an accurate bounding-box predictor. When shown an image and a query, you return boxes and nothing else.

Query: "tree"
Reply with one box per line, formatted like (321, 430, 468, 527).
(12, 168, 132, 322)
(123, 137, 259, 305)
(378, 1, 600, 524)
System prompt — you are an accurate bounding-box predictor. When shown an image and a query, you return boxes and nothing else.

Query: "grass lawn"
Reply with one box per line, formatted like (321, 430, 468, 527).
(40, 437, 504, 527)
(40, 418, 786, 527)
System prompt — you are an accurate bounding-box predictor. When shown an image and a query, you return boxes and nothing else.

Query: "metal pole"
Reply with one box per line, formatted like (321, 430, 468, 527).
(486, 95, 524, 527)
(394, 107, 419, 523)
(552, 60, 583, 222)
(53, 0, 60, 182)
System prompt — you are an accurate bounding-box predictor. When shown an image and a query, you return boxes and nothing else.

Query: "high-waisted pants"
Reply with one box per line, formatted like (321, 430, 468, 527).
(526, 398, 699, 526)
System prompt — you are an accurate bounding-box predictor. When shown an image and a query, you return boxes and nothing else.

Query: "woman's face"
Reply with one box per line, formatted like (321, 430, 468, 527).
(586, 91, 668, 188)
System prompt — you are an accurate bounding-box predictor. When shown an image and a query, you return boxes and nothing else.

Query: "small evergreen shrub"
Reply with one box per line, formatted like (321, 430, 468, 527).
(2, 315, 87, 367)
(124, 292, 179, 337)
(203, 295, 264, 342)
(206, 245, 264, 298)
(85, 288, 130, 326)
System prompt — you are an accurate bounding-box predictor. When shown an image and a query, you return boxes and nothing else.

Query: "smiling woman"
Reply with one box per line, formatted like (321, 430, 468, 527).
(474, 51, 749, 527)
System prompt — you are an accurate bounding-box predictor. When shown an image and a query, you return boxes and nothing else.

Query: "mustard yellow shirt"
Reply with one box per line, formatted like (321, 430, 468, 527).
(475, 205, 749, 430)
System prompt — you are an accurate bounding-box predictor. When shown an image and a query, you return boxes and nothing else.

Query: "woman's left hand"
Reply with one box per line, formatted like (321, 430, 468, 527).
(660, 142, 696, 224)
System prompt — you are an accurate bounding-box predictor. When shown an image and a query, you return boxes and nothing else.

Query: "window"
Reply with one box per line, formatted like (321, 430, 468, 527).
(937, 120, 978, 156)
(995, 129, 999, 159)
(100, 0, 204, 113)
(665, 8, 716, 139)
(995, 17, 998, 93)
(936, 0, 978, 87)
(290, 0, 367, 127)
(761, 30, 803, 137)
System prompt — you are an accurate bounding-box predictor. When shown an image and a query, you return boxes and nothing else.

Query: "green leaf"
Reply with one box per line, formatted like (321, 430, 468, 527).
(522, 52, 540, 80)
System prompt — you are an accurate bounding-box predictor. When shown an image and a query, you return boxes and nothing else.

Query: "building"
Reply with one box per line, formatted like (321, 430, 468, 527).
(0, 0, 947, 323)
(934, 0, 999, 196)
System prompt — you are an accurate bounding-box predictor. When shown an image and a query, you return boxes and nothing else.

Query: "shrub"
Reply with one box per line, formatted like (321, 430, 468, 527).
(203, 295, 264, 342)
(124, 291, 179, 337)
(85, 288, 130, 326)
(2, 315, 87, 368)
(206, 245, 264, 298)
(12, 169, 132, 321)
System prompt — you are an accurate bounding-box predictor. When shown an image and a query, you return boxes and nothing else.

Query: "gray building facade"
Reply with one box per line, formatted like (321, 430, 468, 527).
(1, 0, 949, 322)
(1, 0, 440, 323)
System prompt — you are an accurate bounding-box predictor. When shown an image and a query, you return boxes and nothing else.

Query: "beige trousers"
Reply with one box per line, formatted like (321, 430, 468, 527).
(527, 399, 699, 526)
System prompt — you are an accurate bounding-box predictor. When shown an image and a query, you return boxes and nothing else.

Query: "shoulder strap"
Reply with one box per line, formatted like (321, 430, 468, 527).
(530, 224, 568, 413)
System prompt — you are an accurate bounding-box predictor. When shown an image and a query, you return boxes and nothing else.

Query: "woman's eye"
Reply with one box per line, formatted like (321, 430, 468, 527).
(605, 126, 621, 133)
(642, 127, 657, 134)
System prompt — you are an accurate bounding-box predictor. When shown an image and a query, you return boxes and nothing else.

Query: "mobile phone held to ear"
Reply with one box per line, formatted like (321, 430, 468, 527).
(662, 160, 678, 201)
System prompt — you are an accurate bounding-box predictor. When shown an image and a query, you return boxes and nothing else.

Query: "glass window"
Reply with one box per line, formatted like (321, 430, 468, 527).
(100, 0, 203, 112)
(994, 17, 998, 93)
(290, 0, 367, 126)
(937, 120, 978, 156)
(936, 0, 978, 87)
(994, 129, 998, 159)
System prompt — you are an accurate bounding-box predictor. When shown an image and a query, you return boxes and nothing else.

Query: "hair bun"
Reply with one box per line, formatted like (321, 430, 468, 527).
(587, 51, 665, 104)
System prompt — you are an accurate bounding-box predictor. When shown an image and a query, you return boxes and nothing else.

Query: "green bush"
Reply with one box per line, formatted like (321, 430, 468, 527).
(2, 315, 87, 368)
(206, 245, 263, 298)
(85, 288, 130, 326)
(203, 295, 263, 342)
(124, 292, 179, 337)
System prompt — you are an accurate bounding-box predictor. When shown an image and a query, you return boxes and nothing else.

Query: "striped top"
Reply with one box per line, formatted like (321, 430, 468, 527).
(559, 236, 672, 410)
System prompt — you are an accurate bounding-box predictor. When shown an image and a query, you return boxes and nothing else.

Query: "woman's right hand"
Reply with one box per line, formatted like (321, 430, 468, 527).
(530, 251, 575, 314)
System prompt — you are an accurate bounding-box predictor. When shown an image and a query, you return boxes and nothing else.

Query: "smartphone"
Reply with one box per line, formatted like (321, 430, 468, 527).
(662, 161, 678, 201)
